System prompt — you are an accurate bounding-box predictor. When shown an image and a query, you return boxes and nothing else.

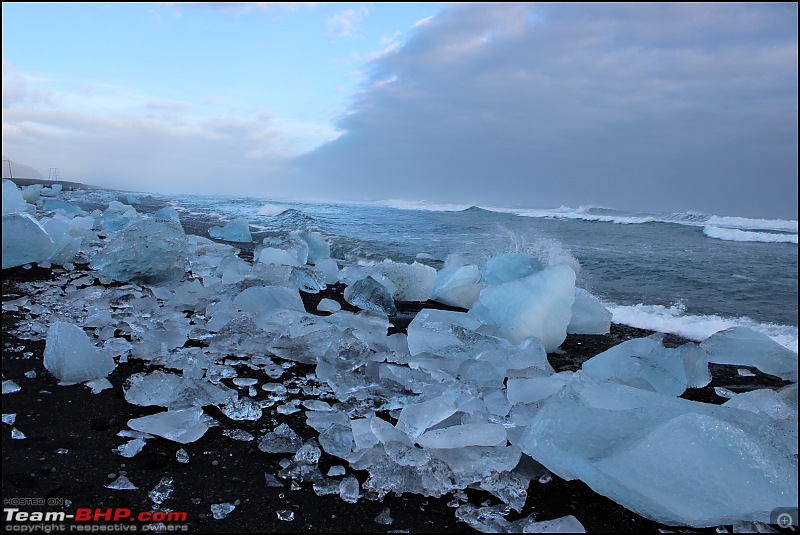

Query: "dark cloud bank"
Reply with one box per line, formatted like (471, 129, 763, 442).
(288, 3, 798, 219)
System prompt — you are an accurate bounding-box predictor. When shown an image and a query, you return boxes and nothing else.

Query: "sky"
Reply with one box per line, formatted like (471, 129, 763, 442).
(2, 2, 798, 219)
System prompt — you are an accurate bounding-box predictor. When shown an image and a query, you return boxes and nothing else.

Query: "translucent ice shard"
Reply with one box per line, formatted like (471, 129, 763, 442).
(44, 322, 116, 384)
(416, 423, 507, 449)
(701, 326, 798, 381)
(339, 474, 360, 503)
(211, 503, 236, 520)
(2, 179, 29, 213)
(148, 476, 173, 505)
(106, 475, 138, 490)
(343, 276, 396, 315)
(127, 407, 210, 444)
(91, 219, 189, 285)
(209, 217, 252, 243)
(519, 372, 798, 527)
(469, 264, 576, 352)
(567, 288, 612, 335)
(2, 212, 54, 269)
(431, 264, 484, 309)
(258, 423, 303, 454)
(482, 252, 543, 285)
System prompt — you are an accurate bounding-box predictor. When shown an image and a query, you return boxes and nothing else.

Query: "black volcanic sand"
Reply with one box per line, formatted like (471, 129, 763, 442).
(1, 185, 793, 533)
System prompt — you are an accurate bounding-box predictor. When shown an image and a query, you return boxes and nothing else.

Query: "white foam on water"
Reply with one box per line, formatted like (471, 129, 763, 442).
(706, 215, 798, 233)
(702, 226, 798, 244)
(258, 203, 288, 216)
(379, 199, 474, 212)
(605, 300, 798, 353)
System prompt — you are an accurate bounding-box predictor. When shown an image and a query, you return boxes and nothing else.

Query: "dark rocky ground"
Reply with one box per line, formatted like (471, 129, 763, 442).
(2, 180, 793, 533)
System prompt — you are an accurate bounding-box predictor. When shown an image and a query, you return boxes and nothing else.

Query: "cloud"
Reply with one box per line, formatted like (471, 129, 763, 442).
(326, 5, 369, 38)
(294, 3, 798, 218)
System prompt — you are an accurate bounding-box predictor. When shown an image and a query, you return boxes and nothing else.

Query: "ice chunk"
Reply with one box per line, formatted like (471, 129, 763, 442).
(233, 285, 305, 315)
(91, 219, 189, 285)
(701, 327, 798, 381)
(21, 183, 42, 203)
(396, 392, 459, 440)
(257, 247, 300, 267)
(343, 276, 396, 315)
(374, 507, 393, 525)
(482, 252, 543, 285)
(2, 413, 16, 424)
(148, 476, 173, 504)
(86, 378, 113, 394)
(455, 503, 512, 533)
(519, 372, 798, 527)
(2, 212, 54, 269)
(258, 423, 303, 454)
(11, 428, 26, 440)
(127, 407, 210, 444)
(221, 397, 262, 421)
(319, 423, 354, 459)
(314, 258, 340, 285)
(515, 514, 586, 533)
(2, 381, 21, 394)
(368, 260, 437, 302)
(44, 322, 116, 384)
(106, 475, 138, 490)
(154, 207, 180, 222)
(339, 474, 360, 503)
(113, 437, 147, 458)
(431, 264, 484, 309)
(724, 387, 798, 454)
(581, 335, 691, 396)
(2, 179, 28, 213)
(176, 448, 190, 463)
(211, 503, 235, 520)
(317, 298, 341, 313)
(406, 308, 488, 357)
(208, 217, 252, 242)
(416, 423, 507, 448)
(40, 216, 83, 266)
(506, 372, 573, 405)
(469, 264, 576, 352)
(293, 230, 330, 264)
(567, 288, 612, 334)
(276, 510, 294, 522)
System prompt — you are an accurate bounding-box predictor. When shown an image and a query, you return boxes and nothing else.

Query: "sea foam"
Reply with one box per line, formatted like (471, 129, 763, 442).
(702, 226, 797, 244)
(605, 301, 798, 353)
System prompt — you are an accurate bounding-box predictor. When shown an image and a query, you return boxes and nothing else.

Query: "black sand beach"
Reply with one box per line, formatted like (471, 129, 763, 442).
(2, 179, 793, 533)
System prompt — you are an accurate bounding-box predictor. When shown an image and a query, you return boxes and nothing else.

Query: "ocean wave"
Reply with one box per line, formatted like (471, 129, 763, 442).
(703, 226, 798, 244)
(258, 203, 288, 216)
(707, 215, 798, 233)
(380, 199, 474, 212)
(604, 301, 798, 353)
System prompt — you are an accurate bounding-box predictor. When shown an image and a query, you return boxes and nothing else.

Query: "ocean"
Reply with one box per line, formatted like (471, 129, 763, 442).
(148, 192, 798, 352)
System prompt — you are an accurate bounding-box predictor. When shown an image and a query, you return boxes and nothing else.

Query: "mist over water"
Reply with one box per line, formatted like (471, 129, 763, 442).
(164, 193, 798, 351)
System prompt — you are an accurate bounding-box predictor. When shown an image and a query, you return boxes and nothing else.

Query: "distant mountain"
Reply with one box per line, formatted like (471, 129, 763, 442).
(2, 155, 44, 179)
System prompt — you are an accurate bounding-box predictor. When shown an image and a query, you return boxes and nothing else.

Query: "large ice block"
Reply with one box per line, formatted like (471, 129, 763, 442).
(482, 253, 543, 285)
(2, 212, 54, 269)
(91, 219, 189, 285)
(44, 322, 116, 384)
(701, 327, 798, 381)
(567, 288, 612, 334)
(519, 372, 798, 527)
(208, 217, 252, 243)
(469, 264, 576, 352)
(431, 264, 484, 309)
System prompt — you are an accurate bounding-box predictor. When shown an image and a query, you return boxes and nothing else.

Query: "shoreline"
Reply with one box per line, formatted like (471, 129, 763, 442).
(2, 179, 795, 533)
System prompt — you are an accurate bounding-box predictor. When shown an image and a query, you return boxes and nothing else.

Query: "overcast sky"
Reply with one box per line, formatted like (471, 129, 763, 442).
(2, 3, 797, 219)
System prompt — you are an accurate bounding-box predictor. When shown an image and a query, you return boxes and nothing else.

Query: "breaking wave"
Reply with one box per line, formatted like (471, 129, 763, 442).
(702, 226, 798, 244)
(605, 300, 798, 353)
